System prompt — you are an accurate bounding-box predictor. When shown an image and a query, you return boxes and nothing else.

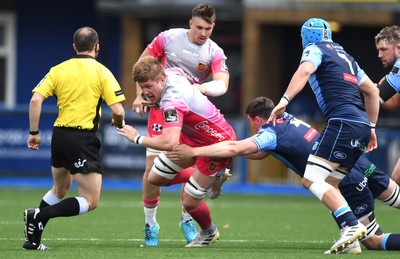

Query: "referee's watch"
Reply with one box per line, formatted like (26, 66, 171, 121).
(29, 130, 39, 135)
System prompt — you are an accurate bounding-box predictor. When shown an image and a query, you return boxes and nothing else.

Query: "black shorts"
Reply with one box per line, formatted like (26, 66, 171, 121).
(51, 127, 102, 174)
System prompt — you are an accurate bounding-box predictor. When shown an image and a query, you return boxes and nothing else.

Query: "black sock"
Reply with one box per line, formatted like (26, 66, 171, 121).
(39, 200, 51, 227)
(37, 197, 80, 222)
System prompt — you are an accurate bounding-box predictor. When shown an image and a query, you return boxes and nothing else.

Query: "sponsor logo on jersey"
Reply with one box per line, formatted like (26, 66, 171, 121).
(208, 161, 219, 171)
(350, 139, 366, 152)
(343, 73, 358, 84)
(354, 204, 368, 214)
(152, 124, 163, 132)
(115, 89, 124, 96)
(194, 121, 226, 141)
(304, 128, 318, 142)
(183, 49, 199, 57)
(356, 176, 368, 192)
(333, 150, 347, 159)
(164, 109, 178, 123)
(326, 44, 334, 50)
(364, 163, 376, 177)
(36, 77, 46, 87)
(74, 158, 87, 168)
(197, 62, 207, 72)
(221, 60, 229, 71)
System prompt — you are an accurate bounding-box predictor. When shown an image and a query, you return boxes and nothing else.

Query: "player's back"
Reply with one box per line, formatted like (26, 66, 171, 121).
(34, 57, 121, 130)
(258, 113, 319, 175)
(305, 42, 368, 123)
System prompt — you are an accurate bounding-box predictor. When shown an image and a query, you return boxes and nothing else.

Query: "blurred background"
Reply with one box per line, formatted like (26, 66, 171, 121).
(0, 0, 399, 192)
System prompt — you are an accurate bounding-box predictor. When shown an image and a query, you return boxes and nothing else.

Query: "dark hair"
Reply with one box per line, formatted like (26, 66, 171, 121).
(73, 27, 98, 52)
(245, 97, 275, 119)
(192, 4, 216, 24)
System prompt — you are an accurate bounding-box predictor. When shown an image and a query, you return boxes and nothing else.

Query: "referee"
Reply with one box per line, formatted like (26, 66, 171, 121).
(24, 27, 125, 250)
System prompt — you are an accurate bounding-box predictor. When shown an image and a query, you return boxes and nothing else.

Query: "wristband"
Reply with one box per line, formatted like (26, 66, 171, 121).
(29, 130, 39, 135)
(280, 95, 290, 106)
(370, 122, 376, 129)
(134, 135, 144, 145)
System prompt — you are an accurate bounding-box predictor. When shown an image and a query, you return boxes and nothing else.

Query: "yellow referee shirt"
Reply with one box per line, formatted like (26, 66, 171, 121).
(33, 55, 125, 130)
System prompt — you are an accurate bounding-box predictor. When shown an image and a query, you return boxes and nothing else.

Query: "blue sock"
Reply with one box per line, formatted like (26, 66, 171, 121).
(381, 233, 400, 250)
(333, 205, 358, 228)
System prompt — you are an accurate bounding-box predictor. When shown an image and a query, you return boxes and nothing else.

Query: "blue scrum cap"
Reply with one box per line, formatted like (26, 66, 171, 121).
(301, 18, 332, 48)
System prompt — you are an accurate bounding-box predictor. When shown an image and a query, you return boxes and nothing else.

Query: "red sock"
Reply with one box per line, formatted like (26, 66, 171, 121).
(142, 197, 160, 208)
(166, 167, 195, 186)
(187, 200, 212, 229)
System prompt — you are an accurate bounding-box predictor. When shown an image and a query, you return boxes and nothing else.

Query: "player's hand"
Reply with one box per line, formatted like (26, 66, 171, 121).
(166, 144, 196, 160)
(132, 96, 147, 116)
(266, 104, 287, 126)
(117, 125, 139, 142)
(365, 129, 378, 153)
(27, 135, 41, 150)
(111, 119, 125, 129)
(193, 83, 206, 94)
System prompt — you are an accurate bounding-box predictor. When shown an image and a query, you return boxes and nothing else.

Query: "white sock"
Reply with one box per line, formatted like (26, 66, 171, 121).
(181, 211, 193, 222)
(144, 206, 157, 227)
(43, 190, 62, 205)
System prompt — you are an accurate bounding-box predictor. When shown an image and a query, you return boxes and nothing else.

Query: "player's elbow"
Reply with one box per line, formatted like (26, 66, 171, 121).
(30, 93, 44, 105)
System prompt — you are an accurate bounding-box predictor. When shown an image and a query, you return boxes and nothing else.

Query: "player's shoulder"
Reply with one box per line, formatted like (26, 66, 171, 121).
(394, 58, 400, 70)
(163, 28, 187, 36)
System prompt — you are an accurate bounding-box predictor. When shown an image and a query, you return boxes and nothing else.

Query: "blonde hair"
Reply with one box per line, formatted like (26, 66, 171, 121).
(132, 56, 165, 83)
(375, 25, 400, 45)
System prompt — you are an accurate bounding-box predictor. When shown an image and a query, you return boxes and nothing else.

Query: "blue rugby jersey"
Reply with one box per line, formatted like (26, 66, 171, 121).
(301, 41, 370, 125)
(386, 58, 400, 93)
(249, 112, 389, 201)
(250, 112, 318, 175)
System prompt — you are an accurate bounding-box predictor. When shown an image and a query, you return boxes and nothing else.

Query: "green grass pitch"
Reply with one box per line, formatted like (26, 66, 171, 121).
(1, 187, 399, 258)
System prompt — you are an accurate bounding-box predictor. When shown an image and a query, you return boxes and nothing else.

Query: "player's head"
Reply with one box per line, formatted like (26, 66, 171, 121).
(133, 56, 166, 104)
(73, 27, 99, 54)
(133, 56, 165, 84)
(301, 18, 332, 48)
(192, 4, 216, 24)
(375, 25, 400, 45)
(189, 4, 216, 45)
(245, 97, 275, 131)
(375, 26, 400, 68)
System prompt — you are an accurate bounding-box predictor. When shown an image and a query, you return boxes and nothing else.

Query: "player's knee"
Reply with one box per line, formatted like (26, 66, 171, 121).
(382, 184, 400, 208)
(303, 157, 334, 200)
(184, 176, 207, 200)
(301, 178, 313, 189)
(147, 172, 166, 186)
(152, 152, 182, 180)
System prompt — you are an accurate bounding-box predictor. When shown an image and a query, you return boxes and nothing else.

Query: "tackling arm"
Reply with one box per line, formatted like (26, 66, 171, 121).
(171, 138, 259, 159)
